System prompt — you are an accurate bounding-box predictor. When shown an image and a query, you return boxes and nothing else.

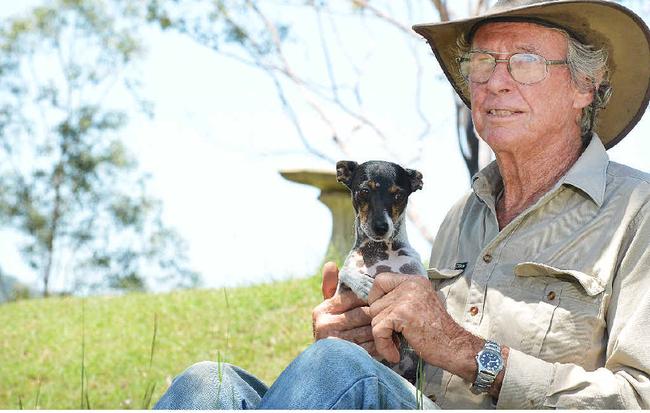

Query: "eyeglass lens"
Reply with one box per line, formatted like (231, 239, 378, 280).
(461, 53, 549, 85)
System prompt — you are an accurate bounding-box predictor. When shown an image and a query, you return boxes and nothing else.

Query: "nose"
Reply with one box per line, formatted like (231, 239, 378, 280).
(372, 220, 389, 236)
(486, 60, 514, 94)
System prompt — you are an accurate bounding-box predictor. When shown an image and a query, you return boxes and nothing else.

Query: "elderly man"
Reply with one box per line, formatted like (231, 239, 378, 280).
(155, 0, 650, 409)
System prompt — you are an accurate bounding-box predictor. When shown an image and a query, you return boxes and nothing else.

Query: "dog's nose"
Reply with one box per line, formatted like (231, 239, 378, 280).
(373, 221, 389, 236)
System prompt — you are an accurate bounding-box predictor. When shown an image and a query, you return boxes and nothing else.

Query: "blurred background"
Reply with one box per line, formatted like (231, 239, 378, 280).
(0, 0, 648, 301)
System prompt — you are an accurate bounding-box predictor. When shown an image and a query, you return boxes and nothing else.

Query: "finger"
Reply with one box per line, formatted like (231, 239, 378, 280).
(324, 290, 367, 313)
(336, 325, 374, 344)
(321, 261, 339, 299)
(358, 341, 380, 359)
(372, 317, 401, 364)
(368, 292, 395, 319)
(367, 273, 410, 305)
(313, 306, 371, 339)
(321, 306, 371, 332)
(342, 305, 372, 328)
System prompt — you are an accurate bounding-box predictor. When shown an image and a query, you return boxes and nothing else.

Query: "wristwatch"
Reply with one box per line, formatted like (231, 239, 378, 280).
(471, 340, 504, 394)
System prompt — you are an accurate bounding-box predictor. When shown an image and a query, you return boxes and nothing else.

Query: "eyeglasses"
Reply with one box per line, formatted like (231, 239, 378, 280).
(458, 51, 568, 85)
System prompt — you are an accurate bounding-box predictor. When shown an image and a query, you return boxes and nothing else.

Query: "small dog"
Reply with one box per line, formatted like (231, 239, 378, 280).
(335, 160, 427, 383)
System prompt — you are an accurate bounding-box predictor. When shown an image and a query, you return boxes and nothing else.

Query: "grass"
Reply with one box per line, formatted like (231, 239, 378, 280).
(0, 274, 322, 409)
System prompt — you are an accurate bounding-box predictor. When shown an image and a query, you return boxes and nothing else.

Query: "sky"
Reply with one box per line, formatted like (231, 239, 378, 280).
(0, 1, 648, 293)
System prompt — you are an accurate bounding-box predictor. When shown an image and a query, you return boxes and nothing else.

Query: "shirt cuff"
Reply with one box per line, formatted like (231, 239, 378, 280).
(496, 348, 555, 409)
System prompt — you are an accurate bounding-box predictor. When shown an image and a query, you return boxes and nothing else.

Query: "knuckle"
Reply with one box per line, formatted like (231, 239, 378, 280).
(312, 301, 327, 316)
(312, 318, 330, 334)
(314, 324, 333, 339)
(314, 329, 330, 340)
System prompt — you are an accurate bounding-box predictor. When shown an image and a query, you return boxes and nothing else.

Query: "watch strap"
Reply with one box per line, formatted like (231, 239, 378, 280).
(472, 340, 503, 394)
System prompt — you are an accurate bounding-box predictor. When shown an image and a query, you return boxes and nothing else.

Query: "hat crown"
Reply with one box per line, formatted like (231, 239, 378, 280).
(492, 0, 561, 12)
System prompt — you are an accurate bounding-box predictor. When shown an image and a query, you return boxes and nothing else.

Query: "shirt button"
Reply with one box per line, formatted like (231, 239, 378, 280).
(547, 291, 557, 301)
(482, 254, 493, 263)
(469, 306, 479, 316)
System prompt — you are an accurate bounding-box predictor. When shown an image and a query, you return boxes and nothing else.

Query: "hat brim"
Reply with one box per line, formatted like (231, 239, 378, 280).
(412, 0, 650, 149)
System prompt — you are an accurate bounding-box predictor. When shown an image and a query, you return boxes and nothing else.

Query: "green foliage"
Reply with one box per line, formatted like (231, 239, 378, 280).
(0, 270, 33, 303)
(0, 275, 323, 409)
(0, 0, 198, 296)
(146, 0, 291, 56)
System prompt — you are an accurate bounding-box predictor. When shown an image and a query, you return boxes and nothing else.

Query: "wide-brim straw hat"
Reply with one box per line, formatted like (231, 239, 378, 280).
(412, 0, 650, 149)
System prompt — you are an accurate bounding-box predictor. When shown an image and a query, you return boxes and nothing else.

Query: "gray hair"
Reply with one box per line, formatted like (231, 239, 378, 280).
(455, 24, 611, 146)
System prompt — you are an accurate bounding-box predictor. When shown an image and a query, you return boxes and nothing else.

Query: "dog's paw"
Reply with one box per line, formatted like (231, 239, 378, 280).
(339, 269, 374, 302)
(349, 273, 374, 302)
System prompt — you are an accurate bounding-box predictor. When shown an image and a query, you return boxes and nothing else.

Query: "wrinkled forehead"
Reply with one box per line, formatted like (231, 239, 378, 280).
(471, 20, 569, 56)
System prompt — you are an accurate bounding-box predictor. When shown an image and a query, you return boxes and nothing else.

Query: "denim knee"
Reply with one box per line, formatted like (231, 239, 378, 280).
(184, 360, 220, 380)
(259, 338, 436, 409)
(154, 361, 267, 410)
(305, 338, 373, 369)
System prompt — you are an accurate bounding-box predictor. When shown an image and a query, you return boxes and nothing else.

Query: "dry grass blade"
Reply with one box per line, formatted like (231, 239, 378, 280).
(141, 313, 159, 409)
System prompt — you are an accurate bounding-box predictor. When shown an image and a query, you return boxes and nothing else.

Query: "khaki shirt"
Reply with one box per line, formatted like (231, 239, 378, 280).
(424, 135, 650, 409)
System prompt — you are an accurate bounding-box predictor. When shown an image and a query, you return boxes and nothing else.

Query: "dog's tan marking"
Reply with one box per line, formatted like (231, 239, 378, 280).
(388, 184, 400, 194)
(391, 206, 401, 222)
(367, 180, 379, 190)
(358, 204, 369, 224)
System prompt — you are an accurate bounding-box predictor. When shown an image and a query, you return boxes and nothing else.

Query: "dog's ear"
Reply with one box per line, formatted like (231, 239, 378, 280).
(405, 168, 423, 192)
(336, 160, 358, 189)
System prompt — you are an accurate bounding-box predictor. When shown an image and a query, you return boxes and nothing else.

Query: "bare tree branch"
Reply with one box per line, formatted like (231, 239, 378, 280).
(429, 0, 450, 22)
(315, 5, 340, 103)
(351, 0, 418, 37)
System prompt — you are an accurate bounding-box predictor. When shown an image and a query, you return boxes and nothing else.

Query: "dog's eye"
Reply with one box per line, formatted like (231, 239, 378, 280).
(394, 192, 404, 201)
(357, 189, 369, 199)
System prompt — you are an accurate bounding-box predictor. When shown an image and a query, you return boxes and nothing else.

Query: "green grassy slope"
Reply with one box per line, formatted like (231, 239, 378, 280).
(0, 275, 323, 409)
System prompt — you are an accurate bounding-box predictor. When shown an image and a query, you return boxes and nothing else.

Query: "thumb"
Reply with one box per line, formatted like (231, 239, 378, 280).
(321, 261, 339, 299)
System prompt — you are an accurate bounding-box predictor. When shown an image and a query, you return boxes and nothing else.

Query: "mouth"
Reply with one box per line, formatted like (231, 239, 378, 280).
(486, 109, 524, 118)
(367, 234, 388, 242)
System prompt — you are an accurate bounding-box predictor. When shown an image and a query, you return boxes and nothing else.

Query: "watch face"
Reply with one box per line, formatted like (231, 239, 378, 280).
(479, 351, 502, 372)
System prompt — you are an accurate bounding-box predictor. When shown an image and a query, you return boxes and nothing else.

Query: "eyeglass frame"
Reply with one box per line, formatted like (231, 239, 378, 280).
(458, 50, 569, 85)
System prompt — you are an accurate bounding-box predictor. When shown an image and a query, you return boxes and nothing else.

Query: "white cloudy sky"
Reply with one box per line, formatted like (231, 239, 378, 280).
(1, 1, 648, 293)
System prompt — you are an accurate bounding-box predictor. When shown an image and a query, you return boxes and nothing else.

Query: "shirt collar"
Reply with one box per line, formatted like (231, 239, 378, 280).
(471, 134, 609, 208)
(562, 134, 609, 207)
(471, 160, 502, 208)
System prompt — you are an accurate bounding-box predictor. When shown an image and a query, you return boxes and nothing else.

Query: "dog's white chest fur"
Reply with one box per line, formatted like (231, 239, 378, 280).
(338, 241, 426, 302)
(346, 247, 424, 278)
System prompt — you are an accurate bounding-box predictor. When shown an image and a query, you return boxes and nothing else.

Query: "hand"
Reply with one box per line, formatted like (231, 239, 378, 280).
(311, 261, 379, 356)
(367, 273, 484, 381)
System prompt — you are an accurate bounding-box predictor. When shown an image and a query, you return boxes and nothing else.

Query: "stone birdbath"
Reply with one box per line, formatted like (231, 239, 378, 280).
(280, 169, 354, 264)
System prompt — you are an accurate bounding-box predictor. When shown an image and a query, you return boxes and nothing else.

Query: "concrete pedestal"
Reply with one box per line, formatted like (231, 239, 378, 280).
(280, 170, 354, 264)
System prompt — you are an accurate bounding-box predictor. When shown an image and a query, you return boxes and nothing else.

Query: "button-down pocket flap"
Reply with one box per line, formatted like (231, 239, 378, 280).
(514, 262, 605, 296)
(427, 267, 463, 280)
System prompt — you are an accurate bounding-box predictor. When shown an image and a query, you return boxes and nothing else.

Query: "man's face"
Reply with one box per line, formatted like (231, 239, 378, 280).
(469, 22, 593, 154)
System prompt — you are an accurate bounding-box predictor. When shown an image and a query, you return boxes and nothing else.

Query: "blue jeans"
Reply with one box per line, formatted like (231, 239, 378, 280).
(154, 338, 439, 409)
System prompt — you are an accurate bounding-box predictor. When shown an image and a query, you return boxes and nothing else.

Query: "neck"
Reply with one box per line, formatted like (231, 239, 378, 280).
(494, 134, 583, 229)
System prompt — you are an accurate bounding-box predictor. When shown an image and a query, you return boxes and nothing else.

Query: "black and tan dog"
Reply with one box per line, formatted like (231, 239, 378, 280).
(335, 160, 426, 383)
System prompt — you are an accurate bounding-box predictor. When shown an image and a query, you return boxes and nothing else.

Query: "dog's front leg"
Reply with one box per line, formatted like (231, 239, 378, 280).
(338, 268, 375, 302)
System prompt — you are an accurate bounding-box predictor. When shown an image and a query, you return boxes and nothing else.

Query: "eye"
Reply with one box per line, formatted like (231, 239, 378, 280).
(393, 192, 404, 201)
(357, 189, 369, 199)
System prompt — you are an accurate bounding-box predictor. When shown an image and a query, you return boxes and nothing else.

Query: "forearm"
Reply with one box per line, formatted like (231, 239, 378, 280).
(434, 329, 509, 400)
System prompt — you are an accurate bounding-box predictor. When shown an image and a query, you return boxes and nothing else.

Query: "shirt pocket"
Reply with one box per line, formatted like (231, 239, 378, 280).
(512, 262, 606, 365)
(427, 267, 464, 303)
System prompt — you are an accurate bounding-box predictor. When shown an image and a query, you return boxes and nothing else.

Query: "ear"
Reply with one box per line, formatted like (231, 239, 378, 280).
(572, 76, 601, 111)
(405, 168, 423, 192)
(336, 160, 358, 189)
(572, 88, 594, 110)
